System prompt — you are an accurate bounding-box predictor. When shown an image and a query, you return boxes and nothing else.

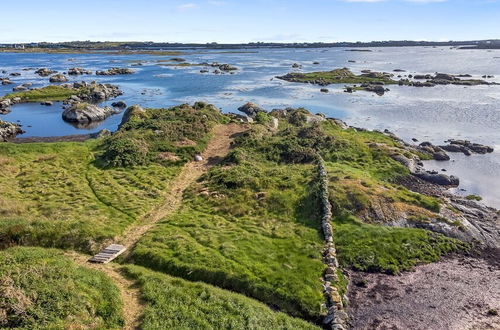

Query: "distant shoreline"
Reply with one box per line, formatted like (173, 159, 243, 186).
(1, 39, 500, 53)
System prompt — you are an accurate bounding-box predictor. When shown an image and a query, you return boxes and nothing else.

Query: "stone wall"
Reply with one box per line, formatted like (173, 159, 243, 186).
(317, 157, 349, 330)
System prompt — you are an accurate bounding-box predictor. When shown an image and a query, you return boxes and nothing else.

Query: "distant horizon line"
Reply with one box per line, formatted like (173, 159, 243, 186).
(1, 39, 500, 45)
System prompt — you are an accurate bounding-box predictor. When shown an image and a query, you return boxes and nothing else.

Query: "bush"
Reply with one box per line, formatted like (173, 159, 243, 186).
(101, 135, 149, 167)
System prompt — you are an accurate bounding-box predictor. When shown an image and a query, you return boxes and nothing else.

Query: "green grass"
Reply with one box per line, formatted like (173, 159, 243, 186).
(0, 140, 181, 253)
(333, 215, 468, 274)
(122, 265, 320, 330)
(1, 86, 79, 102)
(0, 247, 123, 329)
(130, 160, 326, 321)
(278, 68, 397, 85)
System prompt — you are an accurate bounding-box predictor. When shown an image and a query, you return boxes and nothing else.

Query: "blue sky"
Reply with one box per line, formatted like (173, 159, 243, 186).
(1, 0, 499, 43)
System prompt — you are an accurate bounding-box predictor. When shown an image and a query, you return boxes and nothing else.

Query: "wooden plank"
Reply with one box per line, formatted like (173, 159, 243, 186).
(89, 244, 127, 264)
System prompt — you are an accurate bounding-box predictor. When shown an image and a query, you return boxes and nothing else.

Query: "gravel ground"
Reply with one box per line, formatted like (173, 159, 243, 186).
(348, 255, 500, 330)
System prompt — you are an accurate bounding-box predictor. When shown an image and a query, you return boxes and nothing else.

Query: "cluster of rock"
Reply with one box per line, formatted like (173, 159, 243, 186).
(317, 158, 349, 330)
(12, 82, 33, 92)
(441, 139, 494, 155)
(68, 67, 92, 75)
(237, 102, 267, 117)
(0, 98, 20, 114)
(0, 120, 24, 141)
(49, 74, 68, 83)
(68, 81, 123, 103)
(417, 139, 494, 160)
(1, 77, 14, 85)
(392, 151, 459, 186)
(35, 68, 57, 77)
(96, 68, 135, 75)
(62, 102, 120, 123)
(199, 62, 238, 75)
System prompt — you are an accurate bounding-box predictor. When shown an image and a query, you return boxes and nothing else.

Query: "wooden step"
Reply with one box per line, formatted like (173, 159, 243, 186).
(89, 244, 126, 264)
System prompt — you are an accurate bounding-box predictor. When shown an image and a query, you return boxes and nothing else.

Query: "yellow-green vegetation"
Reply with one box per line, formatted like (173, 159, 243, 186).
(100, 102, 227, 167)
(333, 215, 468, 274)
(1, 85, 79, 102)
(0, 247, 123, 329)
(123, 265, 320, 329)
(0, 141, 181, 253)
(277, 68, 397, 85)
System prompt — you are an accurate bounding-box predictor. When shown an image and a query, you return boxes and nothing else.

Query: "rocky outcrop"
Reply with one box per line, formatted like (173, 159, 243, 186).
(1, 78, 14, 85)
(440, 139, 494, 156)
(392, 154, 459, 186)
(0, 120, 24, 141)
(317, 158, 349, 330)
(62, 102, 119, 123)
(418, 142, 450, 161)
(68, 67, 92, 75)
(0, 99, 12, 114)
(96, 68, 135, 75)
(49, 74, 68, 83)
(35, 68, 57, 77)
(71, 81, 123, 103)
(111, 101, 127, 108)
(238, 102, 267, 118)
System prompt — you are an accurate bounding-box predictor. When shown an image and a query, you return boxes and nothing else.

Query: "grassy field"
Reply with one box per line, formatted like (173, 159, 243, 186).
(0, 247, 123, 329)
(123, 265, 320, 329)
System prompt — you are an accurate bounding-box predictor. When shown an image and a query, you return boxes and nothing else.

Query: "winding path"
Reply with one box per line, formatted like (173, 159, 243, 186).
(68, 123, 247, 329)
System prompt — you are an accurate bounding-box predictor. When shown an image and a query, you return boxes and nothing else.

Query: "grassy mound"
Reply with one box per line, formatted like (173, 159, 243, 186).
(333, 215, 468, 274)
(2, 86, 79, 102)
(123, 265, 320, 329)
(277, 68, 397, 85)
(0, 247, 123, 329)
(99, 102, 227, 167)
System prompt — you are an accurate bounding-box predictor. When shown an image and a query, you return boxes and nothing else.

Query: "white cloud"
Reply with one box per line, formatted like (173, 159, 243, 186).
(177, 3, 198, 11)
